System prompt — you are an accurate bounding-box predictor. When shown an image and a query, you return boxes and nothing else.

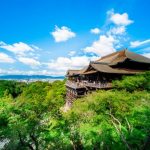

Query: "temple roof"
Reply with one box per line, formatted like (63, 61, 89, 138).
(66, 70, 81, 76)
(97, 49, 150, 65)
(125, 50, 150, 64)
(66, 49, 150, 76)
(89, 62, 141, 74)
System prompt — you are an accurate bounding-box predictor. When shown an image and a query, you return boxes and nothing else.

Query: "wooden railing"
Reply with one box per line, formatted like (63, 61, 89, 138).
(65, 80, 85, 89)
(66, 80, 112, 89)
(85, 82, 112, 88)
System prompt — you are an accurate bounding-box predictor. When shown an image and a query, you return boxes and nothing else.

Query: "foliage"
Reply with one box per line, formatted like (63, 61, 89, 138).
(113, 71, 150, 92)
(0, 80, 67, 150)
(0, 72, 150, 149)
(0, 80, 26, 98)
(66, 90, 150, 149)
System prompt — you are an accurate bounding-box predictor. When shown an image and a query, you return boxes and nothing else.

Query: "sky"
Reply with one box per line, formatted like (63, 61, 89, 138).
(0, 0, 150, 76)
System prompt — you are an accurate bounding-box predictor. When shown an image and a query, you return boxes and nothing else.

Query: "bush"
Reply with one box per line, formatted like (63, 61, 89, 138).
(0, 80, 26, 98)
(113, 71, 150, 92)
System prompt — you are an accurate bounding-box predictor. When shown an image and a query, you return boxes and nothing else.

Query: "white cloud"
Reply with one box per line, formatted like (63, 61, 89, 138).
(0, 53, 15, 63)
(0, 42, 35, 56)
(84, 35, 116, 56)
(142, 53, 150, 58)
(51, 26, 76, 42)
(83, 9, 133, 57)
(109, 10, 133, 26)
(90, 28, 101, 34)
(47, 56, 98, 74)
(31, 45, 41, 50)
(130, 39, 150, 48)
(0, 68, 64, 76)
(0, 69, 24, 75)
(18, 57, 40, 67)
(68, 51, 76, 56)
(108, 26, 126, 35)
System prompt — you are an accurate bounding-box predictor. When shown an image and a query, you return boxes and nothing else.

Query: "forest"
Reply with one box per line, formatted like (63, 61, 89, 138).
(0, 72, 150, 150)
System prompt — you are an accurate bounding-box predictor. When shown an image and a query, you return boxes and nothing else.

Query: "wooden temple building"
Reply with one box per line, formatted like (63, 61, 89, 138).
(65, 49, 150, 107)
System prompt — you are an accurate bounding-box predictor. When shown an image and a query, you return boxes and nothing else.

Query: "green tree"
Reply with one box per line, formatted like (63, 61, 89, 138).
(0, 72, 150, 150)
(0, 80, 67, 150)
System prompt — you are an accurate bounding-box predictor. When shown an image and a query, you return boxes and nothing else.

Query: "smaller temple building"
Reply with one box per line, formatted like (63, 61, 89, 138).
(65, 49, 150, 107)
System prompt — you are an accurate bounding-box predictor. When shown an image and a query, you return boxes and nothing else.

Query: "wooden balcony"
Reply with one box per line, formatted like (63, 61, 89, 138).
(66, 80, 112, 89)
(65, 80, 85, 89)
(85, 82, 112, 89)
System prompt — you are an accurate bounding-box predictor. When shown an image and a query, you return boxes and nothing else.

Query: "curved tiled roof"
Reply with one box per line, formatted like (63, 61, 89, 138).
(66, 49, 150, 76)
(125, 50, 150, 64)
(96, 49, 126, 64)
(90, 62, 140, 74)
(97, 49, 150, 65)
(66, 70, 80, 76)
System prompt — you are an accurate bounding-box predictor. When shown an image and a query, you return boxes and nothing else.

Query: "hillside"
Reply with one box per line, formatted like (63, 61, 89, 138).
(0, 72, 150, 150)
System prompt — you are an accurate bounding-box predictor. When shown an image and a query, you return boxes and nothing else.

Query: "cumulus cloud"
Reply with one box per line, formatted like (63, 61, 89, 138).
(18, 57, 40, 67)
(142, 53, 150, 58)
(0, 53, 15, 63)
(130, 39, 150, 48)
(47, 56, 98, 74)
(0, 41, 41, 66)
(84, 35, 116, 56)
(90, 28, 101, 34)
(51, 26, 76, 42)
(68, 51, 76, 56)
(0, 68, 64, 76)
(0, 69, 25, 75)
(108, 26, 126, 35)
(83, 9, 133, 57)
(0, 41, 35, 56)
(109, 9, 133, 26)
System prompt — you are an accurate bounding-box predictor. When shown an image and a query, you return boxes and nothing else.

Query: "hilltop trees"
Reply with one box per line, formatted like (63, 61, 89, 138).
(113, 71, 150, 92)
(0, 72, 150, 149)
(65, 90, 150, 149)
(65, 72, 150, 149)
(0, 80, 26, 98)
(0, 80, 67, 150)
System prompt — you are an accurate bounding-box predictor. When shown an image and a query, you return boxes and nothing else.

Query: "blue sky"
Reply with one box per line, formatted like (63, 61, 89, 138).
(0, 0, 150, 76)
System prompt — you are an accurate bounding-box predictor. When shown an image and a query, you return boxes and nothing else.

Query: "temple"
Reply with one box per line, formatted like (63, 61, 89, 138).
(65, 49, 150, 107)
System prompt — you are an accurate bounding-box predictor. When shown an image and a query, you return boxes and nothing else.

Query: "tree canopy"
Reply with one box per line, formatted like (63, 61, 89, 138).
(0, 72, 150, 150)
